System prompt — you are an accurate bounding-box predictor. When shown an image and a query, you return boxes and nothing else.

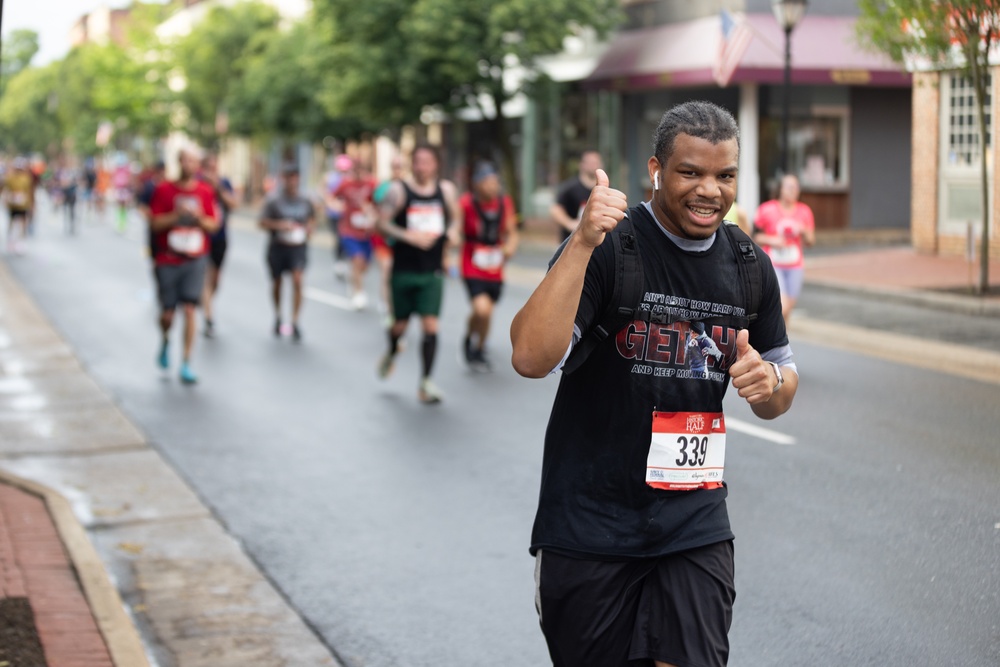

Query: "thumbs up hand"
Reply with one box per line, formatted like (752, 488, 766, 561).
(728, 329, 777, 405)
(576, 168, 628, 249)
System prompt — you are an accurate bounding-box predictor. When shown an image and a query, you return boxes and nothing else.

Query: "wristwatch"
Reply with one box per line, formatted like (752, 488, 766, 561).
(767, 361, 784, 392)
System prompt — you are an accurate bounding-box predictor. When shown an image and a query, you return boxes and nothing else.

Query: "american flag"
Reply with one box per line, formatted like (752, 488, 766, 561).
(713, 10, 753, 88)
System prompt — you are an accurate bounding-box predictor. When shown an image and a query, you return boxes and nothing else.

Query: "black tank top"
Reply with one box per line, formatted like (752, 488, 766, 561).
(393, 181, 449, 274)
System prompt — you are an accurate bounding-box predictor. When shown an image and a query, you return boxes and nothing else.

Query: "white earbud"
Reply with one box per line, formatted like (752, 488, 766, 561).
(653, 172, 660, 191)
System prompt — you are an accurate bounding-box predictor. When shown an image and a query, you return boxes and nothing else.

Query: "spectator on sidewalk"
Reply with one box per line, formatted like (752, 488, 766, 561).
(550, 150, 602, 242)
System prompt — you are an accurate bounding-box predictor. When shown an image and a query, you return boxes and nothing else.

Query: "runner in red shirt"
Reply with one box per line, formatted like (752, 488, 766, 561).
(149, 148, 219, 384)
(459, 161, 519, 372)
(333, 159, 378, 310)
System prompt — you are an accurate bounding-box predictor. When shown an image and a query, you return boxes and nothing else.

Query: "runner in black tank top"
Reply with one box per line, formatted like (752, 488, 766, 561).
(374, 144, 461, 404)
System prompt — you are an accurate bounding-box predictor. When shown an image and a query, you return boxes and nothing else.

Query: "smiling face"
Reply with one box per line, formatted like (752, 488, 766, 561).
(648, 133, 738, 241)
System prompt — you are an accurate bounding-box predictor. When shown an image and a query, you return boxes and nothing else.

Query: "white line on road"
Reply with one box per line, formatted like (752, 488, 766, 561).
(304, 286, 353, 311)
(726, 417, 797, 445)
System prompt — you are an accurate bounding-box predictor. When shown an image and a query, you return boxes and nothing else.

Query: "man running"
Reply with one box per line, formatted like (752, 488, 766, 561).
(512, 101, 798, 667)
(199, 154, 237, 338)
(550, 150, 602, 242)
(459, 161, 519, 372)
(149, 148, 219, 384)
(260, 163, 316, 342)
(2, 158, 35, 255)
(332, 157, 378, 310)
(372, 155, 405, 322)
(376, 144, 461, 404)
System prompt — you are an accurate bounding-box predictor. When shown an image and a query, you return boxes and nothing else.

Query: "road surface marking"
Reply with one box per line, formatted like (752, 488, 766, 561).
(726, 417, 796, 445)
(305, 286, 353, 310)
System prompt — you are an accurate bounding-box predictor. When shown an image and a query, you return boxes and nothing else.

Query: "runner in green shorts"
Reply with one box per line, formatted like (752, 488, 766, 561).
(375, 144, 461, 404)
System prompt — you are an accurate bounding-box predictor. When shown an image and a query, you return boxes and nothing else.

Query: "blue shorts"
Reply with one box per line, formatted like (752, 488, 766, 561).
(340, 237, 372, 262)
(773, 266, 805, 299)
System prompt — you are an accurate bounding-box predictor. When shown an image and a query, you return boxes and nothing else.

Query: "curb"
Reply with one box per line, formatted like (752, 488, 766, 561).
(805, 278, 1000, 318)
(0, 470, 150, 667)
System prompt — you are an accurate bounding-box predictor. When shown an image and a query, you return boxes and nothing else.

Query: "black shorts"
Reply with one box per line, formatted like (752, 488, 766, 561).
(7, 208, 28, 221)
(267, 243, 307, 279)
(464, 278, 503, 303)
(155, 256, 208, 311)
(209, 236, 228, 269)
(535, 541, 735, 667)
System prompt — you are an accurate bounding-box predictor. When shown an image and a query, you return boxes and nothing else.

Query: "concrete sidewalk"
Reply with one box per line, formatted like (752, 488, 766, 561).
(1, 233, 998, 665)
(0, 261, 340, 666)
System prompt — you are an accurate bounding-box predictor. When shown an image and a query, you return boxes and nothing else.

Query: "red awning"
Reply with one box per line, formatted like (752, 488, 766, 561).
(583, 14, 911, 90)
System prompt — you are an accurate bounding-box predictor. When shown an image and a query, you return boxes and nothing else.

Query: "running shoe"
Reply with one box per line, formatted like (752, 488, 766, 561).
(204, 319, 215, 339)
(157, 340, 169, 369)
(351, 291, 368, 311)
(179, 362, 198, 385)
(273, 318, 282, 337)
(470, 349, 493, 373)
(377, 352, 395, 379)
(418, 378, 444, 404)
(292, 324, 302, 343)
(463, 336, 474, 364)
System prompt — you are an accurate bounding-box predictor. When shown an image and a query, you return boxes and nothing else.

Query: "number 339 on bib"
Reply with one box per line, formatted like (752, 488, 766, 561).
(646, 411, 726, 491)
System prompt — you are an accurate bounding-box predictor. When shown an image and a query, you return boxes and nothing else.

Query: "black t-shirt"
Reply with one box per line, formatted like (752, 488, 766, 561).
(392, 181, 449, 274)
(555, 177, 593, 242)
(530, 204, 787, 559)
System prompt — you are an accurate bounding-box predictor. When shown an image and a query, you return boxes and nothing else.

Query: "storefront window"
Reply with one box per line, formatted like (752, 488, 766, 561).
(945, 72, 992, 168)
(760, 110, 849, 196)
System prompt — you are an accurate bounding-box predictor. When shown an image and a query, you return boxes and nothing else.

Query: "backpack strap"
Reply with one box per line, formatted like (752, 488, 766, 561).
(720, 222, 761, 325)
(562, 214, 644, 375)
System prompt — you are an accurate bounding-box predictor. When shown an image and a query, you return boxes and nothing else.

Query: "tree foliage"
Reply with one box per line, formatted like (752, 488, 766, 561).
(0, 28, 40, 96)
(857, 0, 999, 293)
(316, 0, 621, 204)
(171, 1, 281, 144)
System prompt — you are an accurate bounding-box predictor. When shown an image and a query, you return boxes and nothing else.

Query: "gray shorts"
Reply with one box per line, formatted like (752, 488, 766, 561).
(155, 256, 207, 311)
(773, 266, 806, 300)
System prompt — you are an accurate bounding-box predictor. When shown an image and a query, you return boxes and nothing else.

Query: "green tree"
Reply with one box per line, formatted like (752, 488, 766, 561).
(316, 0, 621, 202)
(0, 63, 62, 154)
(171, 1, 281, 145)
(858, 0, 1000, 294)
(229, 20, 372, 141)
(0, 29, 40, 96)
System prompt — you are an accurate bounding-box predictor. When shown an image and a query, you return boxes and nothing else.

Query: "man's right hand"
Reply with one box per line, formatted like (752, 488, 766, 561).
(576, 169, 628, 248)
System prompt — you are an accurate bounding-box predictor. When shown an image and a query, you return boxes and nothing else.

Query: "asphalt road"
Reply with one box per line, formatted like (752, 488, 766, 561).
(6, 203, 1000, 666)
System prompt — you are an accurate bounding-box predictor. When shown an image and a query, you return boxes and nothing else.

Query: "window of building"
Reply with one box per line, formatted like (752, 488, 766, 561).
(945, 72, 992, 168)
(760, 108, 850, 194)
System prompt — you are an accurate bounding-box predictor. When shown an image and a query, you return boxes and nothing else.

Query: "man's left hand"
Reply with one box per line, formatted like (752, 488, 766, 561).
(728, 329, 776, 405)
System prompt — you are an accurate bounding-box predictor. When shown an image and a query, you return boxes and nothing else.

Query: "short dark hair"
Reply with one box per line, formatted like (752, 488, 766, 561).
(652, 101, 740, 164)
(412, 142, 440, 165)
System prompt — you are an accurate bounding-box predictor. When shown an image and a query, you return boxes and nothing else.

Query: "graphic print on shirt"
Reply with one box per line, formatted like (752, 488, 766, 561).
(615, 290, 743, 382)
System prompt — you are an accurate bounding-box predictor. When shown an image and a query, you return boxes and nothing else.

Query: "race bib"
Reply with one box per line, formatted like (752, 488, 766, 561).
(407, 202, 445, 235)
(771, 243, 802, 266)
(350, 211, 374, 230)
(167, 228, 205, 256)
(8, 192, 27, 207)
(646, 411, 726, 491)
(278, 225, 308, 245)
(472, 246, 504, 271)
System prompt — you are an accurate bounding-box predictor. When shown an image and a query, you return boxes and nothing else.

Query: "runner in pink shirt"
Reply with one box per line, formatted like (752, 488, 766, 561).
(752, 174, 815, 323)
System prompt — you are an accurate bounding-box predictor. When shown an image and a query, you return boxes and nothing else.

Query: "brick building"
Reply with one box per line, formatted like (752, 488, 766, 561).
(910, 69, 1000, 259)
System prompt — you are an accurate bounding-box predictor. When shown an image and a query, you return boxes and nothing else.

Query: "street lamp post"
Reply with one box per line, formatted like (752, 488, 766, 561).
(772, 0, 807, 175)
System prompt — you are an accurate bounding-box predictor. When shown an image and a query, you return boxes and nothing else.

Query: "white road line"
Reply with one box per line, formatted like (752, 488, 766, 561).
(726, 417, 797, 445)
(304, 286, 353, 311)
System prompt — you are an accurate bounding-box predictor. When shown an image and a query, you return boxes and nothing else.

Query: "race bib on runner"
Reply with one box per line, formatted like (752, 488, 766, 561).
(771, 243, 802, 266)
(407, 202, 445, 235)
(646, 411, 726, 491)
(350, 211, 374, 230)
(278, 225, 307, 245)
(8, 192, 27, 207)
(167, 228, 205, 256)
(472, 246, 504, 271)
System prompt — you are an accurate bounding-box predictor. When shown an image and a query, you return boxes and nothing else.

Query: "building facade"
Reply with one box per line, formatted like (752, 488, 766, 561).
(521, 0, 913, 234)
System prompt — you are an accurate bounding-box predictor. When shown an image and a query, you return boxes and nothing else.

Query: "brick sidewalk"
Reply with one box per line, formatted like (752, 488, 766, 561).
(0, 482, 114, 667)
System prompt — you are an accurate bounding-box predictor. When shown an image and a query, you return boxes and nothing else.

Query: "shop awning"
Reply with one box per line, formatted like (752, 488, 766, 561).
(583, 14, 911, 91)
